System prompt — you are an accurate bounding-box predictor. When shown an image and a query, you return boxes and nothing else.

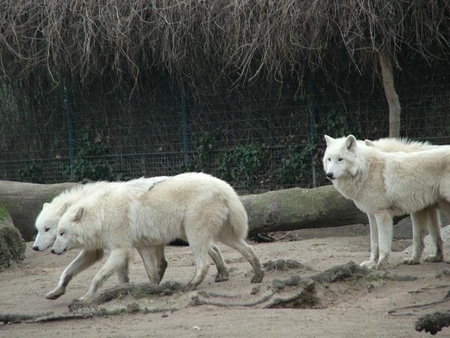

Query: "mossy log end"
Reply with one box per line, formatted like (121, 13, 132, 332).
(0, 180, 78, 241)
(0, 203, 26, 270)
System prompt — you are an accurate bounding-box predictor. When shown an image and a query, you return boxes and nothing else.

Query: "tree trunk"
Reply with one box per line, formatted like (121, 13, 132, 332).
(0, 180, 371, 241)
(379, 50, 401, 138)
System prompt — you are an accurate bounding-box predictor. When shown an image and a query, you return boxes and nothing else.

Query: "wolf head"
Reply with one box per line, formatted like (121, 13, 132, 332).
(33, 202, 70, 251)
(51, 206, 85, 255)
(323, 135, 360, 180)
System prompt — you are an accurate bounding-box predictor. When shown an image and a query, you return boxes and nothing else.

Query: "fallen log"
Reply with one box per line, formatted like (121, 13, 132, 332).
(242, 185, 369, 235)
(0, 180, 372, 241)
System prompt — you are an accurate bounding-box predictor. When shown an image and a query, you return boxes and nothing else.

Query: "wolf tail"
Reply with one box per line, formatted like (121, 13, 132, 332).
(224, 193, 249, 240)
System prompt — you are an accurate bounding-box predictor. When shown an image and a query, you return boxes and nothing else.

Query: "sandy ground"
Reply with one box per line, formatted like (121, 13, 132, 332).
(1, 234, 450, 338)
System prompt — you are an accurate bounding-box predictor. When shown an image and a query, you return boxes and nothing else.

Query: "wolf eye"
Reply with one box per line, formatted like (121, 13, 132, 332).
(338, 158, 343, 162)
(327, 158, 331, 161)
(59, 232, 65, 236)
(44, 228, 50, 232)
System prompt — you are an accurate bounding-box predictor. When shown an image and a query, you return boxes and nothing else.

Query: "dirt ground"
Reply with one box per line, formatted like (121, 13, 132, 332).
(1, 232, 450, 338)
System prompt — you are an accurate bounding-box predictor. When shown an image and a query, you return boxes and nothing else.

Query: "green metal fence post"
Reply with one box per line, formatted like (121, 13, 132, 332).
(65, 85, 75, 181)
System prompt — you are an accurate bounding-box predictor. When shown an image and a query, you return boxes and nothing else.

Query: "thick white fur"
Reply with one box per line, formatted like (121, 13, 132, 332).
(36, 176, 168, 300)
(365, 138, 450, 265)
(323, 135, 450, 269)
(52, 172, 264, 302)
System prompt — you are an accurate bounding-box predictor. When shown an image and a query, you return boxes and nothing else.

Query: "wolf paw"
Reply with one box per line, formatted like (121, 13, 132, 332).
(250, 272, 265, 283)
(424, 254, 444, 263)
(45, 288, 65, 300)
(403, 258, 420, 265)
(360, 260, 377, 269)
(214, 270, 229, 282)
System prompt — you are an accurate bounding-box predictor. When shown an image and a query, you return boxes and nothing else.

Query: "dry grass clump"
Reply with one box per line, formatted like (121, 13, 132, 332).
(1, 0, 450, 91)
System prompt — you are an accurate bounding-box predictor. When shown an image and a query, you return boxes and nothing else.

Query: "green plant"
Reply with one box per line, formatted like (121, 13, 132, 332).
(218, 150, 233, 182)
(276, 141, 317, 186)
(19, 163, 44, 183)
(233, 144, 269, 192)
(69, 129, 114, 181)
(195, 130, 220, 169)
(322, 109, 354, 137)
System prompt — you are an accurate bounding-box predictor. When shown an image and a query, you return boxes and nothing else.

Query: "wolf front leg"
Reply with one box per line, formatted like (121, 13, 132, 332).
(360, 214, 379, 269)
(46, 249, 104, 300)
(374, 212, 393, 269)
(78, 248, 130, 302)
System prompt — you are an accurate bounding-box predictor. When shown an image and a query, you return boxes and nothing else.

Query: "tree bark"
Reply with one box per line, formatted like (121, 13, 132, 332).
(0, 180, 370, 241)
(379, 50, 401, 138)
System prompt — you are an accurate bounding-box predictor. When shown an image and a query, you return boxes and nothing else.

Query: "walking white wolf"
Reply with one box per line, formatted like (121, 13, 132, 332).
(364, 138, 450, 265)
(323, 135, 450, 269)
(51, 172, 265, 302)
(34, 177, 168, 300)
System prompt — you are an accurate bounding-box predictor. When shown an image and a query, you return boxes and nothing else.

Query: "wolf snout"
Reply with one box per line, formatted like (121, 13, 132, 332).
(326, 172, 334, 180)
(50, 248, 64, 255)
(32, 246, 40, 251)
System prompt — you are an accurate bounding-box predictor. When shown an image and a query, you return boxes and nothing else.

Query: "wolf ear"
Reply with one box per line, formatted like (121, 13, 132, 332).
(345, 135, 358, 152)
(58, 202, 69, 215)
(72, 207, 85, 222)
(324, 135, 335, 145)
(364, 139, 375, 147)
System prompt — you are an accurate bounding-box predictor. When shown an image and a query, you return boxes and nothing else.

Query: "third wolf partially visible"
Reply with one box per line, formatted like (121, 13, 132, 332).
(324, 134, 450, 269)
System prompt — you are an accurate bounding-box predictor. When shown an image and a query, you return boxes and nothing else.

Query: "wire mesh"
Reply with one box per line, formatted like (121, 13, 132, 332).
(1, 72, 450, 194)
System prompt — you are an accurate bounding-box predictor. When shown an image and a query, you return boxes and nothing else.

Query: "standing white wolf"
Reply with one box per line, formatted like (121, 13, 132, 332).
(34, 177, 168, 300)
(51, 172, 265, 302)
(323, 135, 450, 269)
(364, 138, 450, 265)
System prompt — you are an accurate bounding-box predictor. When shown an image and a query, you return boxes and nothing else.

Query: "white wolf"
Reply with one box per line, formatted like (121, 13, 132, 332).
(51, 172, 265, 302)
(323, 134, 450, 269)
(34, 177, 168, 300)
(364, 138, 450, 265)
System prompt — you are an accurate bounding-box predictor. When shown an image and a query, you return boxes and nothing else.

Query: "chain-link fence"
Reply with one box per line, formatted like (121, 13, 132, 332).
(1, 66, 450, 194)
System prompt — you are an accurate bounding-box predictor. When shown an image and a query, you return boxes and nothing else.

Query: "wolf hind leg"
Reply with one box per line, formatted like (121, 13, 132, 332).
(404, 210, 428, 265)
(423, 206, 444, 263)
(184, 201, 231, 289)
(208, 244, 229, 282)
(221, 237, 264, 283)
(185, 241, 210, 289)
